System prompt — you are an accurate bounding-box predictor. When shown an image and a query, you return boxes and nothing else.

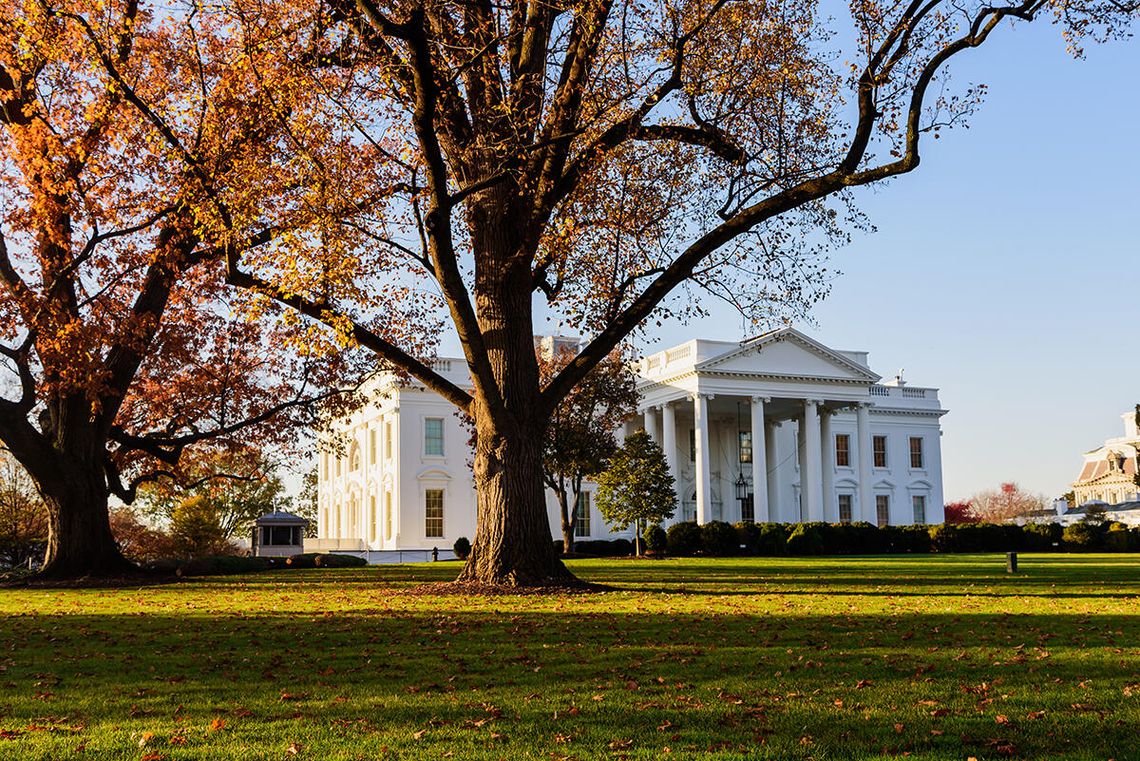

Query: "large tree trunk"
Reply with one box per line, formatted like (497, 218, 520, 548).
(458, 418, 573, 585)
(39, 474, 134, 578)
(5, 419, 135, 579)
(456, 210, 575, 586)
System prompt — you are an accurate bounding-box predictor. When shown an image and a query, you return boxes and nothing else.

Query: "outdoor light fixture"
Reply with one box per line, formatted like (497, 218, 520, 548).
(735, 402, 748, 501)
(735, 473, 748, 501)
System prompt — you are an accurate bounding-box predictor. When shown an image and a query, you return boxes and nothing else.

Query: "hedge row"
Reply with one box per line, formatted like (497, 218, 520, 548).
(653, 520, 1140, 556)
(144, 552, 369, 576)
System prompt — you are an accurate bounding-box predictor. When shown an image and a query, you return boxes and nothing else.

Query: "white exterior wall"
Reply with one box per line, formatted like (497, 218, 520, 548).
(315, 329, 949, 552)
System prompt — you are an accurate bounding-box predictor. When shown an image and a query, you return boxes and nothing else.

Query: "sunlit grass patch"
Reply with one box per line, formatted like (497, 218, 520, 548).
(0, 554, 1137, 759)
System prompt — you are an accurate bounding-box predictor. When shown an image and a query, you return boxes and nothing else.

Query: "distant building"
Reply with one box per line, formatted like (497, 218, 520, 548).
(312, 328, 949, 555)
(1070, 410, 1140, 507)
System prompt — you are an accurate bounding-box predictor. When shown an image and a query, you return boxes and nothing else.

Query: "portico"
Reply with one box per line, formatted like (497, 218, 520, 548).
(635, 329, 946, 527)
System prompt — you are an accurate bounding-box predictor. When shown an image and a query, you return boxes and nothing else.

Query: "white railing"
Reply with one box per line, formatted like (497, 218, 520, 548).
(869, 385, 935, 401)
(646, 356, 661, 370)
(666, 345, 692, 363)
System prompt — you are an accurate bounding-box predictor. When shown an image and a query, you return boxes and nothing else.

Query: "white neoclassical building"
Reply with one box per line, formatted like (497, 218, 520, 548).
(312, 328, 948, 555)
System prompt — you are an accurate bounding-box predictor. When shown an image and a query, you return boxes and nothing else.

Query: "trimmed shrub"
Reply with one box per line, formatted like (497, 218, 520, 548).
(1063, 521, 1104, 551)
(453, 536, 472, 560)
(701, 521, 739, 556)
(755, 523, 788, 555)
(171, 555, 276, 577)
(666, 521, 702, 556)
(786, 524, 824, 555)
(313, 553, 369, 568)
(734, 522, 763, 555)
(930, 522, 1021, 552)
(928, 524, 958, 553)
(894, 525, 932, 553)
(1104, 524, 1132, 552)
(1022, 522, 1062, 550)
(643, 524, 668, 554)
(571, 539, 634, 557)
(284, 553, 319, 568)
(847, 521, 886, 554)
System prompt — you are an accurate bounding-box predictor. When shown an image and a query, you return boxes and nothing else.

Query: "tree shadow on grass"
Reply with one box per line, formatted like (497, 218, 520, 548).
(0, 603, 1136, 758)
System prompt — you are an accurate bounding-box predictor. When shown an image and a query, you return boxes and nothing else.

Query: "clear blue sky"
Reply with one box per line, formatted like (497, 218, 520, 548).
(637, 24, 1140, 502)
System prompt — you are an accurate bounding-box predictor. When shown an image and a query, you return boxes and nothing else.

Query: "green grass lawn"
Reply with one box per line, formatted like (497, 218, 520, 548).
(1, 554, 1138, 760)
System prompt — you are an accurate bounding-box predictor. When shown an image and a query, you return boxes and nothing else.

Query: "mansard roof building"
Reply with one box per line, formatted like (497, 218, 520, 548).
(1070, 410, 1140, 507)
(312, 328, 948, 558)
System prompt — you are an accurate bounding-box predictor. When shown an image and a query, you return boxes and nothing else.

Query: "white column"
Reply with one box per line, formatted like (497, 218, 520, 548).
(644, 406, 659, 442)
(857, 402, 874, 523)
(750, 396, 769, 523)
(820, 409, 835, 522)
(693, 393, 712, 525)
(661, 402, 679, 517)
(803, 399, 823, 521)
(765, 421, 780, 523)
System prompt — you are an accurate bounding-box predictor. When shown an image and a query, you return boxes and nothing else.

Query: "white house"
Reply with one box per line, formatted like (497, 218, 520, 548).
(312, 328, 948, 555)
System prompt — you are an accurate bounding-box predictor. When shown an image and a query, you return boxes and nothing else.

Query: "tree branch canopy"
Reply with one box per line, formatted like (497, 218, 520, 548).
(66, 0, 1135, 585)
(97, 0, 1128, 435)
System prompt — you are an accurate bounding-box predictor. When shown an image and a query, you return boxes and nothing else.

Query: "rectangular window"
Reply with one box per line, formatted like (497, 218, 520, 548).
(574, 492, 591, 537)
(838, 494, 853, 523)
(262, 526, 300, 546)
(370, 429, 377, 464)
(739, 431, 753, 464)
(425, 489, 444, 537)
(873, 435, 888, 468)
(424, 418, 444, 456)
(689, 428, 696, 462)
(909, 437, 924, 469)
(370, 495, 377, 541)
(876, 494, 890, 527)
(835, 434, 850, 467)
(741, 493, 755, 524)
(912, 495, 926, 525)
(385, 421, 393, 459)
(384, 492, 392, 540)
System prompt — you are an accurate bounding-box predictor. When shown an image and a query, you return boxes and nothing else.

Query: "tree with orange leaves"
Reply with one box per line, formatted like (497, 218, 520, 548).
(105, 0, 1134, 585)
(0, 0, 388, 578)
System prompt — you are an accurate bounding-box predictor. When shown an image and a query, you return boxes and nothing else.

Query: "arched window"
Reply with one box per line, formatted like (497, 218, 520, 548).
(350, 443, 361, 471)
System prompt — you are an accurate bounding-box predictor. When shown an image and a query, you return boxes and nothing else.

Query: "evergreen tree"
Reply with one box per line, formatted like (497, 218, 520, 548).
(596, 431, 677, 554)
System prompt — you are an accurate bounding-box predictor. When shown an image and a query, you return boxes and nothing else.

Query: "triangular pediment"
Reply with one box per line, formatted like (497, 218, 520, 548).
(695, 328, 881, 383)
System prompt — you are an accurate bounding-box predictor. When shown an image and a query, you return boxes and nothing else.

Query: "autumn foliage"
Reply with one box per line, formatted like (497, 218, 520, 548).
(0, 0, 362, 577)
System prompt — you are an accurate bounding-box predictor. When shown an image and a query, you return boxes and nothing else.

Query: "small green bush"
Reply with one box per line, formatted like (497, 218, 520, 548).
(172, 555, 275, 577)
(786, 524, 824, 555)
(572, 539, 634, 556)
(666, 521, 702, 556)
(1022, 522, 1063, 550)
(755, 523, 788, 555)
(1063, 521, 1104, 551)
(700, 521, 738, 556)
(453, 536, 472, 560)
(734, 522, 762, 555)
(312, 553, 368, 568)
(643, 524, 668, 554)
(1104, 524, 1131, 552)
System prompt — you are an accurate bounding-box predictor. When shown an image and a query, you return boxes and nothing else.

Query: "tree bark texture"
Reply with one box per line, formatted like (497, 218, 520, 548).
(457, 208, 573, 585)
(6, 423, 134, 578)
(40, 473, 133, 578)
